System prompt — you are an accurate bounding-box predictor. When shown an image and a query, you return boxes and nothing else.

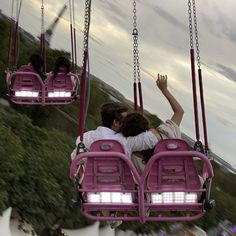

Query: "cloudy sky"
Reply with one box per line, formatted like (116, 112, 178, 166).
(1, 0, 236, 167)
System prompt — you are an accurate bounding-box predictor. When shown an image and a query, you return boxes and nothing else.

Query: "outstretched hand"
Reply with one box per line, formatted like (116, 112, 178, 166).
(156, 74, 168, 93)
(156, 73, 184, 126)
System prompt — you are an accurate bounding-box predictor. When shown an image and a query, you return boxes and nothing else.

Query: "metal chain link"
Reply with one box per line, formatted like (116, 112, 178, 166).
(133, 0, 141, 82)
(133, 0, 137, 82)
(187, 0, 193, 49)
(41, 0, 44, 34)
(83, 0, 91, 53)
(133, 0, 137, 29)
(192, 0, 201, 68)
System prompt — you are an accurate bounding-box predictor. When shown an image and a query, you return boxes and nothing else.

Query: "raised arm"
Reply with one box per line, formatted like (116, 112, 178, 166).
(156, 74, 184, 126)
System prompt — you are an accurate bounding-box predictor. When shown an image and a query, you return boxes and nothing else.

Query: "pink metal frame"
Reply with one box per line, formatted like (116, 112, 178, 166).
(71, 151, 141, 221)
(7, 71, 45, 105)
(70, 139, 214, 222)
(44, 73, 79, 104)
(6, 66, 79, 105)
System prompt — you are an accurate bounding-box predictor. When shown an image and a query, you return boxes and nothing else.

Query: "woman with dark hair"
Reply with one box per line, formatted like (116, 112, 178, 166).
(122, 112, 154, 173)
(122, 74, 184, 173)
(52, 56, 71, 78)
(122, 113, 150, 137)
(29, 54, 46, 80)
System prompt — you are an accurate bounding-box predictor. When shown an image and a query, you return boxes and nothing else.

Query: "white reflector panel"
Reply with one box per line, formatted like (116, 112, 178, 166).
(185, 193, 198, 203)
(87, 193, 100, 203)
(174, 192, 185, 203)
(163, 192, 174, 203)
(87, 192, 132, 204)
(122, 193, 132, 203)
(100, 192, 111, 203)
(15, 91, 39, 97)
(47, 91, 71, 97)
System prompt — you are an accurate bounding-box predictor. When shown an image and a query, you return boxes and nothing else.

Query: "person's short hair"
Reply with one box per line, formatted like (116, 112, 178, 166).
(100, 102, 128, 128)
(53, 56, 70, 76)
(122, 112, 149, 137)
(29, 54, 43, 72)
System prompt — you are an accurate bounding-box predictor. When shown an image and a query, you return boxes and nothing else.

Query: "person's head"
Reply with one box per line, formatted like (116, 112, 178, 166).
(29, 54, 43, 72)
(53, 56, 70, 75)
(100, 102, 128, 132)
(122, 112, 154, 163)
(122, 112, 149, 137)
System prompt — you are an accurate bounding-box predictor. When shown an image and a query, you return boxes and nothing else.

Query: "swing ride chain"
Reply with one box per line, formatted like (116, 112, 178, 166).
(12, 0, 23, 70)
(192, 0, 201, 68)
(133, 0, 141, 82)
(187, 0, 194, 49)
(188, 0, 201, 68)
(41, 0, 44, 34)
(83, 0, 91, 53)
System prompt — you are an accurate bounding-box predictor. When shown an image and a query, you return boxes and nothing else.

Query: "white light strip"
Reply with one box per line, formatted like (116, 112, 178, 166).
(151, 192, 198, 204)
(151, 193, 162, 204)
(15, 91, 39, 97)
(163, 192, 174, 203)
(48, 91, 71, 97)
(100, 192, 111, 203)
(87, 192, 133, 204)
(174, 192, 185, 203)
(88, 193, 100, 203)
(185, 193, 198, 203)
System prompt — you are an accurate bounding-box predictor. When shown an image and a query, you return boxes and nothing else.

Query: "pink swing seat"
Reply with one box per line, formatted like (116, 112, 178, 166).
(6, 65, 80, 106)
(70, 139, 141, 221)
(7, 65, 44, 105)
(140, 139, 214, 222)
(45, 72, 79, 105)
(70, 139, 214, 223)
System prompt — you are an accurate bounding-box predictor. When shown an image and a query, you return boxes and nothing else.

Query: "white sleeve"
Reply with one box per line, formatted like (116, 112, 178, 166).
(71, 148, 77, 160)
(71, 136, 80, 160)
(75, 136, 81, 146)
(126, 131, 158, 152)
(157, 119, 181, 139)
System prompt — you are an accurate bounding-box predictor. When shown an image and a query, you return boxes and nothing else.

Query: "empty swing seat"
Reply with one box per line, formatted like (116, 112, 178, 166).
(70, 139, 141, 221)
(140, 139, 214, 222)
(7, 65, 44, 105)
(45, 72, 79, 105)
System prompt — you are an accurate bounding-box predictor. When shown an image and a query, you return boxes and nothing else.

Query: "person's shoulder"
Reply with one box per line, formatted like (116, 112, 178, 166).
(84, 128, 97, 135)
(84, 127, 107, 137)
(114, 132, 123, 138)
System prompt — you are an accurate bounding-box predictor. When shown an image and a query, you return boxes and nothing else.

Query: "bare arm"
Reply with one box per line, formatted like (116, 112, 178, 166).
(156, 74, 184, 126)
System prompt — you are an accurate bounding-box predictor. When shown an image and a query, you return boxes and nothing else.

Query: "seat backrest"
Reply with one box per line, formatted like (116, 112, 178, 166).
(18, 65, 36, 72)
(11, 72, 43, 92)
(82, 140, 136, 191)
(89, 139, 125, 153)
(45, 73, 74, 92)
(145, 139, 201, 191)
(154, 139, 191, 153)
